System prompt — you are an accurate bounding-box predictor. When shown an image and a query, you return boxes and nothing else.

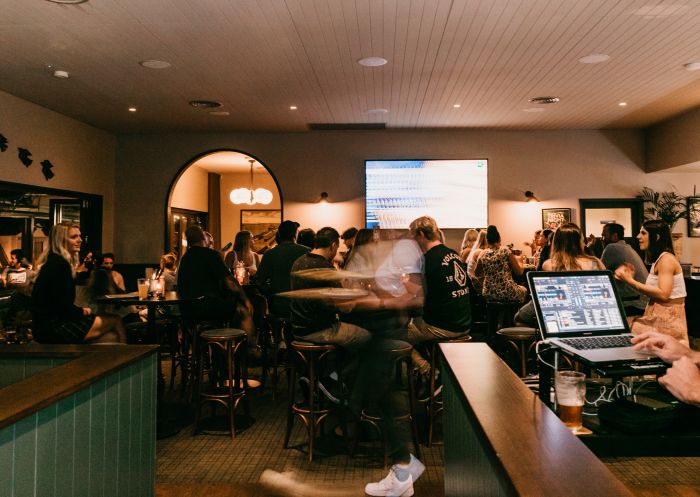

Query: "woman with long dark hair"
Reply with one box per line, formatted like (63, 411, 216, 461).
(615, 219, 688, 344)
(475, 225, 527, 303)
(32, 222, 126, 344)
(232, 230, 261, 276)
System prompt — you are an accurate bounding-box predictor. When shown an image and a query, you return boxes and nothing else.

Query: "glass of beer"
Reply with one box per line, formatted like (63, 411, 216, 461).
(137, 278, 150, 300)
(555, 371, 586, 433)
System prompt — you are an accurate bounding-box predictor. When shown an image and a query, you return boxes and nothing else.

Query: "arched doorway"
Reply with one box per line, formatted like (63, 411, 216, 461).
(166, 150, 281, 258)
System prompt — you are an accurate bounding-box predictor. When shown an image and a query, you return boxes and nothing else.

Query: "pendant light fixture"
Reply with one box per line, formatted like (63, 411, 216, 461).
(230, 159, 273, 205)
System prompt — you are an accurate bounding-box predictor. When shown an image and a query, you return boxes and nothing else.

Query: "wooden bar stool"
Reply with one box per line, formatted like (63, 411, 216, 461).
(485, 300, 521, 346)
(351, 339, 421, 468)
(426, 334, 472, 447)
(263, 314, 292, 400)
(284, 340, 338, 462)
(192, 328, 250, 439)
(496, 326, 538, 377)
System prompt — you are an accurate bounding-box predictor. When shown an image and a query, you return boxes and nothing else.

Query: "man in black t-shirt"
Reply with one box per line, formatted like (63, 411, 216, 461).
(407, 216, 471, 374)
(289, 227, 370, 350)
(254, 220, 309, 316)
(177, 225, 254, 343)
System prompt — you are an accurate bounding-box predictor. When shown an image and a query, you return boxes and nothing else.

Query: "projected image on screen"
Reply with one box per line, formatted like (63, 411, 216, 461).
(365, 159, 488, 229)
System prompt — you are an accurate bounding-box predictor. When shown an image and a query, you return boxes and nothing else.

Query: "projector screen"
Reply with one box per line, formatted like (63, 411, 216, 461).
(365, 159, 488, 229)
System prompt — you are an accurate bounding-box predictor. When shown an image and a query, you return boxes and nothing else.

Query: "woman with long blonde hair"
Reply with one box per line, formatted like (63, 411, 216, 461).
(459, 228, 479, 263)
(32, 222, 126, 344)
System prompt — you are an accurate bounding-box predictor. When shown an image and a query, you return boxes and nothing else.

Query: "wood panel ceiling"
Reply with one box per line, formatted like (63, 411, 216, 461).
(1, 0, 700, 133)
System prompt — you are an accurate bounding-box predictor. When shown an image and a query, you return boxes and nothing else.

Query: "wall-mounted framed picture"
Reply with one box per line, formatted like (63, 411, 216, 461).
(542, 208, 571, 230)
(687, 197, 700, 238)
(240, 209, 282, 253)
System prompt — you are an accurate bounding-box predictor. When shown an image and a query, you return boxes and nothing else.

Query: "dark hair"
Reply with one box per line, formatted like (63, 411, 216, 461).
(550, 223, 596, 270)
(87, 268, 117, 300)
(643, 219, 674, 261)
(604, 223, 624, 240)
(297, 228, 316, 249)
(341, 227, 358, 240)
(10, 249, 25, 261)
(102, 252, 115, 260)
(233, 230, 253, 252)
(542, 229, 553, 244)
(353, 228, 374, 248)
(486, 225, 501, 245)
(277, 220, 300, 241)
(314, 227, 340, 249)
(185, 225, 206, 246)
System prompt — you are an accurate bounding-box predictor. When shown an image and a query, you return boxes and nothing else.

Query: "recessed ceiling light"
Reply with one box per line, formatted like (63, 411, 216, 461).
(367, 108, 388, 114)
(209, 111, 230, 116)
(189, 100, 222, 109)
(45, 0, 89, 3)
(53, 70, 70, 79)
(684, 62, 700, 71)
(618, 102, 628, 107)
(453, 104, 461, 108)
(139, 60, 171, 69)
(578, 53, 610, 64)
(523, 108, 545, 113)
(128, 107, 137, 112)
(289, 106, 297, 110)
(529, 96, 560, 104)
(357, 57, 388, 67)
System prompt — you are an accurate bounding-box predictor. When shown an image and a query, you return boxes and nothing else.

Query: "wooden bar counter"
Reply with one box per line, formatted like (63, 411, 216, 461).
(440, 343, 634, 497)
(0, 344, 158, 497)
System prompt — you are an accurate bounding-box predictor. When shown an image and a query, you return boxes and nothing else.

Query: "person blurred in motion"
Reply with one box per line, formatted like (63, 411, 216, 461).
(337, 227, 358, 268)
(254, 220, 308, 317)
(31, 222, 126, 344)
(466, 228, 487, 293)
(615, 219, 688, 345)
(632, 331, 700, 406)
(459, 228, 479, 263)
(475, 225, 527, 303)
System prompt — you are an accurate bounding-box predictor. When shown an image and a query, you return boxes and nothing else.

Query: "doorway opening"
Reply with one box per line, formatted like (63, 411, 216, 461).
(166, 151, 281, 258)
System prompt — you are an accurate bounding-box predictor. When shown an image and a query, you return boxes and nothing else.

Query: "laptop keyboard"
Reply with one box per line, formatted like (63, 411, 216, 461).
(560, 335, 633, 350)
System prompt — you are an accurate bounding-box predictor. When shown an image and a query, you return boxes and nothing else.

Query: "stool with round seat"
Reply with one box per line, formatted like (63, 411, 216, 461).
(496, 326, 538, 377)
(192, 328, 251, 439)
(263, 314, 292, 400)
(485, 300, 521, 346)
(425, 334, 472, 447)
(284, 340, 339, 462)
(351, 339, 421, 468)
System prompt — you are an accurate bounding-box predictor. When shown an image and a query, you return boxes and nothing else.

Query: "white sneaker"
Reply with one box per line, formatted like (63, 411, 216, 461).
(406, 454, 425, 482)
(365, 467, 414, 497)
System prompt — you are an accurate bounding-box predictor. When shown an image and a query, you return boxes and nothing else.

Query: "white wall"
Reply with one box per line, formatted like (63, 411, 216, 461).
(115, 129, 700, 265)
(0, 89, 116, 250)
(170, 165, 208, 212)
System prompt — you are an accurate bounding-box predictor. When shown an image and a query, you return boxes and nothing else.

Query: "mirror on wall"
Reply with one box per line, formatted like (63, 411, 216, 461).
(0, 181, 102, 265)
(579, 198, 643, 255)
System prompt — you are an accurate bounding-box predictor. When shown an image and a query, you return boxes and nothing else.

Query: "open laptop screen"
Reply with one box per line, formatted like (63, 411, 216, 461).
(527, 271, 629, 337)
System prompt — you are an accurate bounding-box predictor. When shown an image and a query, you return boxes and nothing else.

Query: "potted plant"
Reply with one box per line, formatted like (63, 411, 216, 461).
(638, 187, 686, 258)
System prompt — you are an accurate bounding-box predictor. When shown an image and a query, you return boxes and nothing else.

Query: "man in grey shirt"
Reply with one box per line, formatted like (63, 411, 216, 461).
(600, 223, 648, 316)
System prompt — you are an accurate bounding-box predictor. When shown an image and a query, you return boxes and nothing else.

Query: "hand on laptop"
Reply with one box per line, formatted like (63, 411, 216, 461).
(658, 356, 700, 407)
(631, 331, 691, 362)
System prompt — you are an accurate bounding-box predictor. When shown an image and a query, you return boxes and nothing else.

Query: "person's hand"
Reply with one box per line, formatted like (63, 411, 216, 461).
(82, 307, 92, 316)
(659, 356, 700, 406)
(632, 331, 690, 362)
(614, 263, 635, 283)
(586, 234, 596, 248)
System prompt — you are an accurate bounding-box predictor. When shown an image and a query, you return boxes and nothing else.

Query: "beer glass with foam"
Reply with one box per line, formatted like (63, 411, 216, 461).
(555, 371, 586, 433)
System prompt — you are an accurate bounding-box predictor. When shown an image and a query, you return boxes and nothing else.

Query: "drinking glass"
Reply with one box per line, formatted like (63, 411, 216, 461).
(555, 371, 586, 433)
(137, 278, 150, 300)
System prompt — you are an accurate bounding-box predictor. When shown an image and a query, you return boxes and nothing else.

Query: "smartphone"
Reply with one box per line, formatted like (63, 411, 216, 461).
(625, 395, 678, 412)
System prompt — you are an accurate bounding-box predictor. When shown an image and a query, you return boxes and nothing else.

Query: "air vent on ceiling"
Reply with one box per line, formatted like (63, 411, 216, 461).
(308, 123, 386, 131)
(529, 96, 560, 104)
(189, 100, 222, 109)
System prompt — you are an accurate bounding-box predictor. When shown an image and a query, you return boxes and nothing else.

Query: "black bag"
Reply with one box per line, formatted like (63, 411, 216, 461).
(598, 396, 685, 434)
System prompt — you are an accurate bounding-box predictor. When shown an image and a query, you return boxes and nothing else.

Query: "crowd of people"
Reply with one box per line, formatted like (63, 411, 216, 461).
(2, 214, 698, 497)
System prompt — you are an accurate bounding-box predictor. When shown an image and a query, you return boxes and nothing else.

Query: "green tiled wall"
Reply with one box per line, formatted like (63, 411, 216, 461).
(0, 354, 157, 497)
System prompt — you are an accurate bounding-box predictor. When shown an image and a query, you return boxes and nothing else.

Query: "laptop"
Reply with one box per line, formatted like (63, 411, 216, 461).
(527, 270, 664, 367)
